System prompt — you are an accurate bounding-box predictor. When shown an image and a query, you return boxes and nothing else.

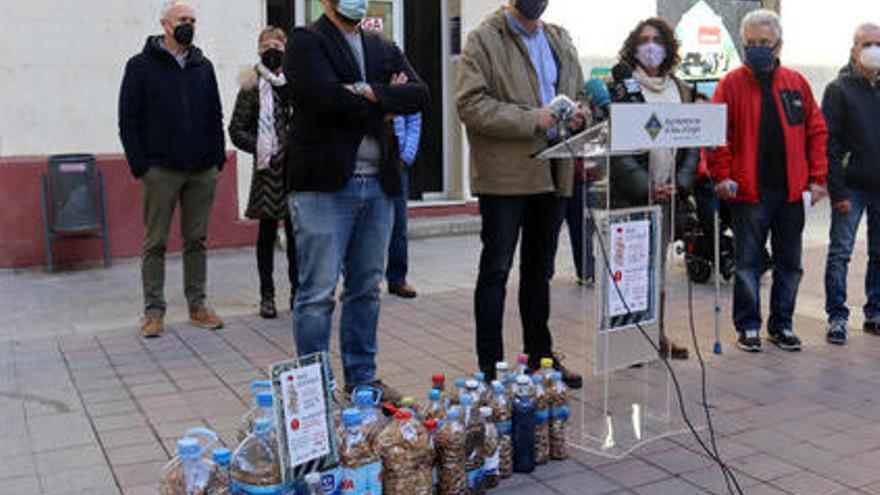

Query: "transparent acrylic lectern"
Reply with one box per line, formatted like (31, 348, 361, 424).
(536, 102, 726, 458)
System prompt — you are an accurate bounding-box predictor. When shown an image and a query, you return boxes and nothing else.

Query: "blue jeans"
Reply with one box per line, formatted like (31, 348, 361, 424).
(386, 167, 409, 287)
(730, 189, 804, 333)
(289, 176, 393, 386)
(824, 188, 880, 323)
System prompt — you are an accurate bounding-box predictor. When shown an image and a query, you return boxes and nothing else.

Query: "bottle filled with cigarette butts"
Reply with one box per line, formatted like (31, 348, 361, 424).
(339, 409, 383, 495)
(488, 380, 513, 478)
(436, 406, 467, 495)
(548, 371, 570, 460)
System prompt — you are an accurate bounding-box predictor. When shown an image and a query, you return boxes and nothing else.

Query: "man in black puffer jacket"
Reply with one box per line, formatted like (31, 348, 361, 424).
(822, 23, 880, 345)
(118, 1, 225, 338)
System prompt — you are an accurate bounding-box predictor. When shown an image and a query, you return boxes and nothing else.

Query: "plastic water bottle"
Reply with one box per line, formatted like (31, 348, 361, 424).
(374, 409, 433, 495)
(339, 409, 382, 495)
(436, 407, 466, 495)
(426, 388, 447, 424)
(212, 447, 232, 493)
(352, 386, 382, 442)
(494, 362, 511, 397)
(424, 418, 441, 494)
(452, 377, 467, 406)
(459, 395, 484, 494)
(512, 375, 536, 473)
(303, 472, 322, 495)
(515, 354, 530, 381)
(532, 374, 550, 465)
(548, 371, 570, 460)
(230, 417, 290, 494)
(158, 427, 226, 495)
(539, 357, 555, 386)
(478, 407, 500, 489)
(464, 380, 480, 409)
(431, 374, 448, 408)
(488, 381, 513, 479)
(236, 381, 274, 443)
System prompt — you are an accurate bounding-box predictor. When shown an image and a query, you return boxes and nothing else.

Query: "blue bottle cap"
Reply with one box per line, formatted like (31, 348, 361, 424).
(455, 377, 467, 388)
(552, 371, 563, 382)
(211, 447, 231, 466)
(446, 406, 460, 421)
(256, 391, 274, 408)
(342, 408, 364, 427)
(532, 374, 543, 383)
(491, 381, 504, 393)
(177, 437, 202, 460)
(460, 394, 474, 406)
(353, 389, 376, 409)
(474, 371, 485, 382)
(253, 417, 274, 435)
(429, 389, 441, 401)
(250, 380, 273, 393)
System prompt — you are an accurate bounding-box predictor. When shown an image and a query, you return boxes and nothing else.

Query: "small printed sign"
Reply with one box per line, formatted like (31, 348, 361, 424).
(610, 103, 726, 151)
(360, 17, 384, 32)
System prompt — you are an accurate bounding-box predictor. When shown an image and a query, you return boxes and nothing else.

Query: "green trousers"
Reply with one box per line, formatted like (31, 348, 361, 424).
(141, 166, 218, 317)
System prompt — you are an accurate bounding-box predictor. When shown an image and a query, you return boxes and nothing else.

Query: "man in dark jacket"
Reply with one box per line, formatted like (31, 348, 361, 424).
(823, 23, 880, 345)
(709, 10, 828, 353)
(118, 1, 225, 338)
(284, 0, 429, 400)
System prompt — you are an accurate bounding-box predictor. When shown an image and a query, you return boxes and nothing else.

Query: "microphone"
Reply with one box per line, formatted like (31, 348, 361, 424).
(584, 78, 611, 122)
(610, 62, 645, 103)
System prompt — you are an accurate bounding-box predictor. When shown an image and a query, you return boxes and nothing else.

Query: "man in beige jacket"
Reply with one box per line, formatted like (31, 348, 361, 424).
(456, 0, 585, 388)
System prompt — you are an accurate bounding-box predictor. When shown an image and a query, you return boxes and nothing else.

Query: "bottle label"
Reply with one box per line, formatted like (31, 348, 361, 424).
(535, 408, 550, 424)
(466, 467, 485, 488)
(495, 421, 512, 436)
(401, 423, 418, 442)
(551, 406, 570, 421)
(231, 480, 289, 495)
(320, 466, 341, 495)
(341, 461, 382, 495)
(484, 451, 500, 475)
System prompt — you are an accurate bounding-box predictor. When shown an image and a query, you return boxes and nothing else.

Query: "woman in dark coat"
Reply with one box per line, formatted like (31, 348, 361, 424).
(229, 26, 296, 318)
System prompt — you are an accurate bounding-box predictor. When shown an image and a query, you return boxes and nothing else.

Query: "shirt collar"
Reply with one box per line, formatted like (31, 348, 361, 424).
(158, 37, 188, 68)
(504, 9, 543, 39)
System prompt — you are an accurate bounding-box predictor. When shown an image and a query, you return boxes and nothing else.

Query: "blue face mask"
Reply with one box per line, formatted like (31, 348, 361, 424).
(515, 0, 548, 21)
(337, 0, 369, 23)
(744, 45, 776, 71)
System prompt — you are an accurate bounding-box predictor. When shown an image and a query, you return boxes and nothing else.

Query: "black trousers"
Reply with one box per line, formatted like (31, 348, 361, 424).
(257, 216, 297, 301)
(474, 193, 562, 376)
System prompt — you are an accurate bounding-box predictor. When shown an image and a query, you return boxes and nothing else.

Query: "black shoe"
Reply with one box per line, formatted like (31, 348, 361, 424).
(864, 319, 880, 335)
(768, 329, 802, 352)
(826, 320, 847, 345)
(530, 353, 583, 390)
(345, 379, 402, 404)
(737, 330, 762, 352)
(259, 299, 277, 319)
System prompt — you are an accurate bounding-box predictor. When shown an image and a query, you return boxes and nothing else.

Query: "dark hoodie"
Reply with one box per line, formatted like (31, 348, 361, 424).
(822, 61, 880, 201)
(118, 36, 225, 178)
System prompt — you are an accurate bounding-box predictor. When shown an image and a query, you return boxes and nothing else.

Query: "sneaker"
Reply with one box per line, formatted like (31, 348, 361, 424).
(826, 320, 847, 345)
(737, 329, 762, 352)
(259, 299, 277, 319)
(529, 353, 583, 390)
(864, 317, 880, 335)
(189, 307, 224, 330)
(389, 283, 418, 299)
(345, 379, 402, 404)
(768, 329, 802, 351)
(140, 316, 164, 338)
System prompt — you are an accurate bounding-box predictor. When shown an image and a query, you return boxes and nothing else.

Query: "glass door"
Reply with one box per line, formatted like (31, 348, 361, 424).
(298, 0, 404, 45)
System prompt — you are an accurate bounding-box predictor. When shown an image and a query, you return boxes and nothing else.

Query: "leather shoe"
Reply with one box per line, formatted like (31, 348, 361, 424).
(259, 299, 277, 319)
(140, 316, 164, 338)
(189, 307, 224, 330)
(389, 283, 417, 299)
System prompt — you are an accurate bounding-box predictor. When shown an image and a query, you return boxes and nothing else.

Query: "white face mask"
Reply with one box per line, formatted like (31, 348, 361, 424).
(860, 45, 880, 71)
(637, 42, 667, 71)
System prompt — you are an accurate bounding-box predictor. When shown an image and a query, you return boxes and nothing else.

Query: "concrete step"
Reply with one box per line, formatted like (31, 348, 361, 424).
(409, 214, 481, 239)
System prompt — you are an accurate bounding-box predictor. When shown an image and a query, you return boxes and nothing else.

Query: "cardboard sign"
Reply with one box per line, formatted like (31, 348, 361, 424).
(270, 352, 338, 483)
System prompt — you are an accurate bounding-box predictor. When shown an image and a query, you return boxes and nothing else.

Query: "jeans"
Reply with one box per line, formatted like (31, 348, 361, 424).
(554, 181, 596, 281)
(141, 166, 218, 317)
(730, 189, 804, 333)
(256, 216, 297, 302)
(824, 188, 880, 323)
(386, 167, 409, 287)
(289, 176, 393, 386)
(474, 194, 562, 375)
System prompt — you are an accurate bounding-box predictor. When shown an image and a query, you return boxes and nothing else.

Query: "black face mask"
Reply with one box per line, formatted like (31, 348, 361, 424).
(173, 23, 195, 46)
(515, 0, 548, 21)
(261, 48, 284, 71)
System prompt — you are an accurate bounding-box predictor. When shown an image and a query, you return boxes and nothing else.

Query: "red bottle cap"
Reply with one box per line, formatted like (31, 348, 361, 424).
(432, 374, 445, 384)
(424, 418, 438, 430)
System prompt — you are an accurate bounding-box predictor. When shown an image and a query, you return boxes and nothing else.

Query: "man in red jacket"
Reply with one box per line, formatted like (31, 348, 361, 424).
(709, 9, 828, 353)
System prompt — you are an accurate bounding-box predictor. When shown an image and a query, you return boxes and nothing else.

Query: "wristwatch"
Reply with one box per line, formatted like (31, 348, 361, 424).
(353, 81, 370, 96)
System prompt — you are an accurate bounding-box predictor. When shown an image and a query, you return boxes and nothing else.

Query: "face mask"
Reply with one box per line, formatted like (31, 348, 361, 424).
(261, 48, 284, 71)
(860, 45, 880, 71)
(337, 0, 369, 23)
(636, 42, 666, 70)
(173, 23, 194, 46)
(514, 0, 548, 21)
(744, 45, 775, 71)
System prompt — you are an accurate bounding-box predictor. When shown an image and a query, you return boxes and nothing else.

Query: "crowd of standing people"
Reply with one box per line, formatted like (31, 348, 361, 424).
(118, 0, 880, 400)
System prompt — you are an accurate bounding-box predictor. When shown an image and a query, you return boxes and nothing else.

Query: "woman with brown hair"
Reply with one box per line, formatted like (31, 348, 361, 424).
(611, 17, 700, 359)
(229, 26, 297, 319)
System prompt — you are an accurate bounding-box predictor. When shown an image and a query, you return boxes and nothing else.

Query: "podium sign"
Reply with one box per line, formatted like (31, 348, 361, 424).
(609, 103, 726, 152)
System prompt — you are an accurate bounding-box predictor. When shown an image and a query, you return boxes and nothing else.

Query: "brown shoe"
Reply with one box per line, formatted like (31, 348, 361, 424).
(389, 283, 417, 299)
(140, 316, 164, 338)
(189, 307, 224, 330)
(659, 336, 689, 360)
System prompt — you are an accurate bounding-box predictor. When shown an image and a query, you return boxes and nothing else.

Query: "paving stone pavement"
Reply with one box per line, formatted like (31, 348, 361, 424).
(3, 205, 880, 494)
